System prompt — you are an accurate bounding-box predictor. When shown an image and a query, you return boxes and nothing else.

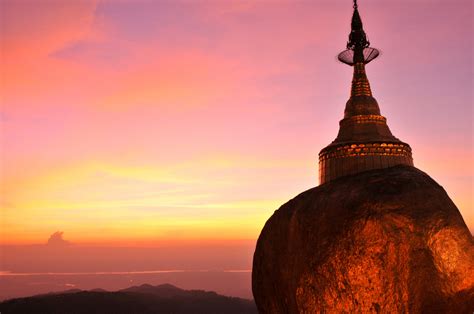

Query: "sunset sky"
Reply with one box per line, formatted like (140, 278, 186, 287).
(1, 0, 473, 247)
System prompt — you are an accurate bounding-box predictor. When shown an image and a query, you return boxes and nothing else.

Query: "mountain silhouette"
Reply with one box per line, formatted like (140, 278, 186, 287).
(122, 283, 188, 297)
(0, 283, 257, 314)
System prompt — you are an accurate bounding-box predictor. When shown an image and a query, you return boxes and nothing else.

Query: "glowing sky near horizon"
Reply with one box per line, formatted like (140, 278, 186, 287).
(1, 0, 473, 245)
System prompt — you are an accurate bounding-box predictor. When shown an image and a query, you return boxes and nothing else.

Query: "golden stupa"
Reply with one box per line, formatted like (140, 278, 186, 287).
(318, 3, 413, 184)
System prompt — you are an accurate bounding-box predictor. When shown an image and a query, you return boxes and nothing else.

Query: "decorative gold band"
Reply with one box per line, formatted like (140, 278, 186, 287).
(341, 114, 386, 125)
(318, 142, 414, 184)
(319, 142, 412, 160)
(351, 63, 372, 97)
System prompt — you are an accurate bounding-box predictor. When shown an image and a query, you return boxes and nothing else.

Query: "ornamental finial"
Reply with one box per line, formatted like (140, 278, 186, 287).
(338, 0, 379, 66)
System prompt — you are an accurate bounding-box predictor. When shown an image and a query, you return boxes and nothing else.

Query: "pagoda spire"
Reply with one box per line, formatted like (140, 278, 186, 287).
(318, 0, 414, 184)
(337, 0, 381, 118)
(347, 0, 370, 62)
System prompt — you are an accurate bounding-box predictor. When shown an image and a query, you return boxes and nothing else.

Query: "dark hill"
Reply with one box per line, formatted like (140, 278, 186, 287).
(121, 283, 187, 297)
(0, 284, 257, 314)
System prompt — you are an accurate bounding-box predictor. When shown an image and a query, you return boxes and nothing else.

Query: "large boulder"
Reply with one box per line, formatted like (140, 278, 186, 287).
(252, 165, 474, 313)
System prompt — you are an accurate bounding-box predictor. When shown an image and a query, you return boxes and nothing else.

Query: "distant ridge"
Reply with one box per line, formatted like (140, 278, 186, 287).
(121, 283, 187, 297)
(0, 283, 257, 314)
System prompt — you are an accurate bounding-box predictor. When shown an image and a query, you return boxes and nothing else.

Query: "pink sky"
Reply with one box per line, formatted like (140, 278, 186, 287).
(1, 0, 472, 247)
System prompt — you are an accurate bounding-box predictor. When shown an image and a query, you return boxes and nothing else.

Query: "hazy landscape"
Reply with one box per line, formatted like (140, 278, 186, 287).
(0, 235, 254, 301)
